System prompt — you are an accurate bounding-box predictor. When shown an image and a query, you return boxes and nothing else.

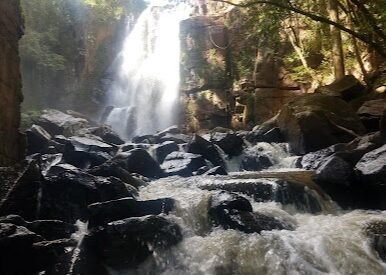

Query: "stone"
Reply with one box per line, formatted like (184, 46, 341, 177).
(204, 166, 228, 176)
(315, 74, 366, 101)
(161, 151, 207, 177)
(88, 197, 175, 227)
(113, 149, 163, 178)
(246, 115, 284, 143)
(187, 134, 226, 168)
(357, 99, 386, 133)
(156, 125, 181, 137)
(83, 215, 182, 269)
(210, 132, 244, 156)
(88, 125, 125, 145)
(365, 220, 386, 262)
(37, 109, 89, 137)
(153, 141, 179, 162)
(277, 94, 366, 154)
(355, 144, 386, 186)
(208, 191, 293, 233)
(26, 124, 52, 154)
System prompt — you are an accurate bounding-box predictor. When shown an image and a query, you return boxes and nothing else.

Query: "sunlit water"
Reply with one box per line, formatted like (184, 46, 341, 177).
(109, 174, 386, 275)
(105, 2, 190, 139)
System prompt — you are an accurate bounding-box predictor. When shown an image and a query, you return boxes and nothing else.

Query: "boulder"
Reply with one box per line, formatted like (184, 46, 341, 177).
(113, 149, 163, 178)
(88, 125, 125, 145)
(277, 94, 366, 154)
(187, 134, 226, 168)
(315, 75, 366, 101)
(82, 215, 182, 269)
(161, 151, 207, 177)
(156, 125, 181, 137)
(159, 133, 190, 144)
(37, 109, 89, 137)
(63, 136, 116, 169)
(88, 197, 175, 227)
(365, 220, 386, 262)
(357, 99, 386, 132)
(355, 144, 386, 186)
(210, 132, 244, 156)
(208, 191, 293, 233)
(153, 141, 179, 163)
(246, 115, 284, 143)
(26, 124, 52, 154)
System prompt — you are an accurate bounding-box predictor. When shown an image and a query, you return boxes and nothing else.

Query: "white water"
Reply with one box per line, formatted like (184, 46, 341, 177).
(110, 175, 386, 275)
(105, 2, 190, 139)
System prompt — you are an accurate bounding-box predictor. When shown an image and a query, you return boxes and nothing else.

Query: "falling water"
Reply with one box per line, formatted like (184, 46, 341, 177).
(105, 2, 190, 139)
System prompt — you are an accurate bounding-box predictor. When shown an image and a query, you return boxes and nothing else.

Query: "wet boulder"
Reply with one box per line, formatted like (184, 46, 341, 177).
(82, 215, 182, 269)
(355, 144, 386, 186)
(187, 134, 226, 168)
(208, 191, 293, 233)
(37, 109, 89, 137)
(210, 132, 244, 157)
(159, 133, 190, 144)
(63, 136, 116, 169)
(277, 94, 366, 154)
(153, 141, 179, 162)
(88, 197, 175, 227)
(246, 115, 284, 143)
(26, 124, 52, 154)
(365, 220, 386, 262)
(113, 149, 163, 178)
(357, 99, 386, 133)
(132, 134, 158, 144)
(156, 125, 181, 137)
(161, 151, 207, 177)
(315, 74, 366, 101)
(87, 125, 125, 145)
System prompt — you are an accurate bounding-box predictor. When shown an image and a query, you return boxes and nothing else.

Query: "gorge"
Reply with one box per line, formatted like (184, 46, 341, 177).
(0, 0, 386, 275)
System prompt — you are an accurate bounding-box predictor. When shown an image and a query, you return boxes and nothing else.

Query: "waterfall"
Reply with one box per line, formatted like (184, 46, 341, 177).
(105, 2, 190, 139)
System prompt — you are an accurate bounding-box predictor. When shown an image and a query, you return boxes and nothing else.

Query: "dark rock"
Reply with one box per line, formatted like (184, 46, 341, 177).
(113, 148, 163, 178)
(88, 197, 175, 227)
(156, 125, 181, 137)
(159, 133, 190, 144)
(161, 151, 207, 177)
(208, 191, 293, 233)
(210, 132, 244, 156)
(365, 220, 386, 262)
(88, 160, 145, 189)
(153, 141, 179, 163)
(315, 75, 366, 101)
(26, 124, 52, 154)
(195, 166, 210, 175)
(277, 94, 366, 154)
(120, 142, 150, 152)
(357, 99, 386, 133)
(83, 215, 182, 269)
(63, 136, 116, 169)
(200, 179, 324, 213)
(88, 125, 125, 145)
(187, 134, 226, 168)
(246, 115, 284, 143)
(241, 151, 273, 171)
(204, 166, 228, 176)
(355, 144, 386, 186)
(132, 134, 158, 144)
(37, 109, 89, 137)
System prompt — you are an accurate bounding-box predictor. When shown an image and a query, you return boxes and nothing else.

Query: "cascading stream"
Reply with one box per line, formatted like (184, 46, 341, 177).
(105, 2, 190, 139)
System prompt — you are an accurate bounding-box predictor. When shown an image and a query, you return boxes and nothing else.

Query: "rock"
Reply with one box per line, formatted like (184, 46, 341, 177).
(357, 99, 386, 132)
(187, 134, 226, 168)
(200, 179, 324, 213)
(161, 151, 207, 177)
(113, 149, 163, 178)
(159, 133, 190, 144)
(132, 134, 158, 144)
(88, 160, 145, 189)
(195, 166, 210, 175)
(277, 94, 366, 154)
(246, 115, 284, 143)
(63, 136, 116, 169)
(88, 125, 125, 145)
(88, 197, 175, 227)
(365, 220, 386, 262)
(0, 215, 77, 241)
(355, 144, 386, 186)
(153, 141, 179, 163)
(241, 151, 273, 171)
(208, 191, 293, 233)
(210, 132, 244, 156)
(83, 215, 182, 269)
(315, 75, 366, 101)
(26, 124, 52, 154)
(204, 166, 228, 176)
(156, 125, 181, 137)
(37, 109, 89, 137)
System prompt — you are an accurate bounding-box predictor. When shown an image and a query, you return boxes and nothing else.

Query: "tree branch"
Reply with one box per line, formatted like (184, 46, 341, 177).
(210, 0, 386, 57)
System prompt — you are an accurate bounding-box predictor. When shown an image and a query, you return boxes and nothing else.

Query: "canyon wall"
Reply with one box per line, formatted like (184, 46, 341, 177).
(0, 0, 24, 165)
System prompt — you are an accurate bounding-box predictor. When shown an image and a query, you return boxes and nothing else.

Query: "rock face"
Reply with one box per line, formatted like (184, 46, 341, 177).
(0, 0, 24, 165)
(277, 94, 366, 154)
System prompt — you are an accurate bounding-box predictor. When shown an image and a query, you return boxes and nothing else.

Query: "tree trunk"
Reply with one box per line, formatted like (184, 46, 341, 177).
(328, 0, 345, 80)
